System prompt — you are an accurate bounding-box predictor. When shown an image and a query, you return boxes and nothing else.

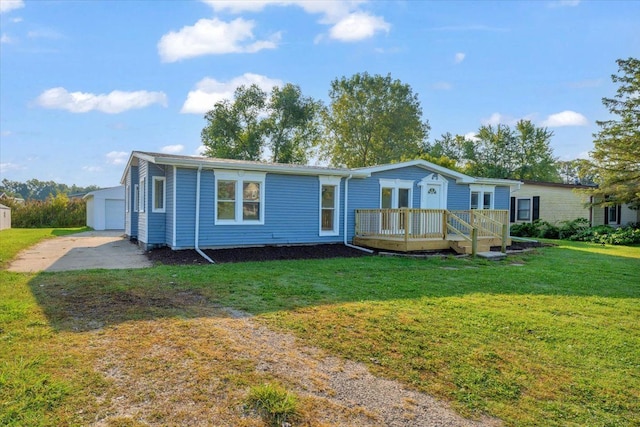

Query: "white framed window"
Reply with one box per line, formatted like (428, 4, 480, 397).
(125, 184, 130, 213)
(607, 205, 619, 224)
(469, 184, 494, 210)
(139, 178, 146, 213)
(152, 176, 166, 213)
(516, 198, 531, 221)
(133, 184, 139, 213)
(379, 179, 413, 209)
(319, 176, 341, 236)
(215, 170, 265, 225)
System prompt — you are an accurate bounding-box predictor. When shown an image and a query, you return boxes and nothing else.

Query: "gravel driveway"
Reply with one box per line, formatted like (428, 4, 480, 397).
(7, 230, 152, 273)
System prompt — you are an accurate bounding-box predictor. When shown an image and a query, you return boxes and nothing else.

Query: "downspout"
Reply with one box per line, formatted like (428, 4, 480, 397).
(343, 174, 375, 254)
(195, 165, 215, 264)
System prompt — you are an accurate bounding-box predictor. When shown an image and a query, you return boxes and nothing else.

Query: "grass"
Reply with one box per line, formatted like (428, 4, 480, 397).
(1, 228, 639, 426)
(245, 383, 300, 426)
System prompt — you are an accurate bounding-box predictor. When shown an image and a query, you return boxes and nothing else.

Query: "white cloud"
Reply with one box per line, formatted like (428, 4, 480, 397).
(329, 12, 390, 42)
(35, 87, 168, 114)
(0, 162, 25, 172)
(541, 110, 588, 127)
(157, 18, 279, 62)
(432, 81, 452, 90)
(106, 151, 129, 166)
(181, 73, 283, 114)
(202, 1, 388, 43)
(195, 145, 207, 156)
(464, 132, 480, 142)
(0, 0, 24, 14)
(161, 144, 185, 154)
(454, 52, 465, 64)
(1, 33, 12, 44)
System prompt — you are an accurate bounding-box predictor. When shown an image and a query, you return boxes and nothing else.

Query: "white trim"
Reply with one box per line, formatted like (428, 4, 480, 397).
(139, 178, 146, 213)
(125, 184, 130, 213)
(319, 176, 341, 236)
(172, 166, 177, 248)
(515, 197, 532, 222)
(469, 184, 495, 210)
(133, 184, 139, 213)
(359, 159, 474, 183)
(379, 178, 414, 208)
(418, 173, 448, 209)
(214, 170, 266, 225)
(152, 176, 166, 213)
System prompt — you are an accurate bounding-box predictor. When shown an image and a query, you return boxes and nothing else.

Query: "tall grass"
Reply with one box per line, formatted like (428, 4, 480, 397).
(4, 194, 85, 228)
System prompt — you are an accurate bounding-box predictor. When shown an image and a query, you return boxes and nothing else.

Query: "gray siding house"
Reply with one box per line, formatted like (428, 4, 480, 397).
(121, 151, 519, 255)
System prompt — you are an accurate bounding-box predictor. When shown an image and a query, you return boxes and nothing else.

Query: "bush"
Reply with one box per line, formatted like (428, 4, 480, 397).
(511, 217, 640, 245)
(245, 383, 300, 426)
(4, 194, 86, 228)
(570, 224, 640, 245)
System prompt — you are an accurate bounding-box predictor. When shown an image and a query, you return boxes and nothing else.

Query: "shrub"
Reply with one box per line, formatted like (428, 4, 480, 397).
(245, 383, 300, 426)
(511, 218, 639, 245)
(4, 194, 86, 228)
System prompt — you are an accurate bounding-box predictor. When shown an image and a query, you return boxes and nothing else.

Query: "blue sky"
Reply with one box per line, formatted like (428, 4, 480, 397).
(1, 0, 638, 188)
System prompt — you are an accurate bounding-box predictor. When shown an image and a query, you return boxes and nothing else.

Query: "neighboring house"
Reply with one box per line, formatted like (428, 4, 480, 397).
(509, 181, 594, 225)
(83, 186, 125, 230)
(510, 181, 639, 227)
(0, 203, 11, 230)
(120, 151, 520, 255)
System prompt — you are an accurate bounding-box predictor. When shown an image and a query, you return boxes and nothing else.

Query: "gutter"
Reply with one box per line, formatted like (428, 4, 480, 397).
(195, 165, 215, 264)
(343, 174, 375, 254)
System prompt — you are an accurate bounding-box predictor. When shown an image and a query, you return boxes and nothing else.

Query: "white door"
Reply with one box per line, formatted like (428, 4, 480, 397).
(105, 199, 125, 230)
(424, 184, 442, 209)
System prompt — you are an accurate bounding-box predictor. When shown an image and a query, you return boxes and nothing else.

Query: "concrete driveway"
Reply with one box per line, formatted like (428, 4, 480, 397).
(8, 230, 153, 273)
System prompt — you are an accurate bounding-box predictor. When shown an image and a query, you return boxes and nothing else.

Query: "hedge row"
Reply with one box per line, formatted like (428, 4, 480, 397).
(511, 218, 640, 245)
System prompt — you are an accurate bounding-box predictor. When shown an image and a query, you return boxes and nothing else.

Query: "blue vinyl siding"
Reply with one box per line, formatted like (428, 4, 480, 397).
(146, 162, 166, 245)
(174, 168, 197, 248)
(447, 182, 470, 210)
(495, 186, 510, 210)
(125, 166, 139, 238)
(165, 167, 174, 246)
(137, 160, 148, 244)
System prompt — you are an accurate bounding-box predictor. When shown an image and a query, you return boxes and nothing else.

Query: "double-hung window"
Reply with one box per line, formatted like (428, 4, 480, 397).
(470, 184, 494, 210)
(319, 176, 341, 236)
(516, 198, 531, 221)
(215, 171, 265, 225)
(152, 177, 166, 213)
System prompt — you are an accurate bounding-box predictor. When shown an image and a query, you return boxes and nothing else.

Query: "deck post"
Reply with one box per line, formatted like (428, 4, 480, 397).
(501, 223, 508, 253)
(471, 227, 478, 257)
(404, 208, 409, 244)
(442, 210, 448, 239)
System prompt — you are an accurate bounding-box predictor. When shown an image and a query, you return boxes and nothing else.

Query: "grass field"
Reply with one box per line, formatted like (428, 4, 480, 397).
(1, 229, 638, 426)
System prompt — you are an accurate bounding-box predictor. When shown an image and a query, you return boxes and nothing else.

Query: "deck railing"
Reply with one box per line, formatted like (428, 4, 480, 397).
(355, 209, 510, 255)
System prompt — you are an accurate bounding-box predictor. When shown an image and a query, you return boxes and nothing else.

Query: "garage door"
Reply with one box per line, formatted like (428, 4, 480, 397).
(105, 199, 125, 229)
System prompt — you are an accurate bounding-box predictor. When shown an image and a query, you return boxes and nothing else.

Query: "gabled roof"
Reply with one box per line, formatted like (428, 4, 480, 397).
(120, 151, 366, 184)
(354, 159, 522, 187)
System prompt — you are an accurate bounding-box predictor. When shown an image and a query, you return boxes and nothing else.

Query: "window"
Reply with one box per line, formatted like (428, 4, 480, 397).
(152, 177, 166, 213)
(516, 199, 531, 221)
(133, 184, 139, 213)
(379, 179, 413, 209)
(319, 176, 341, 236)
(469, 185, 494, 210)
(215, 171, 265, 225)
(139, 178, 146, 212)
(125, 184, 130, 213)
(607, 205, 619, 224)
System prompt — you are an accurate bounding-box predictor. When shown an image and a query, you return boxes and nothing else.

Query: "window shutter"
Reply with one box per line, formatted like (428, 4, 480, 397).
(510, 197, 516, 222)
(532, 196, 540, 221)
(604, 207, 609, 225)
(617, 205, 622, 225)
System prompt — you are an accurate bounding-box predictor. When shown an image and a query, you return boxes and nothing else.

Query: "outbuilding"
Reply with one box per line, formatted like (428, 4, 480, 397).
(0, 203, 11, 230)
(83, 186, 125, 230)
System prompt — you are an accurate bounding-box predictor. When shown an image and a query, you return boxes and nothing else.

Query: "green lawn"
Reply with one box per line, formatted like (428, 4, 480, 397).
(1, 229, 639, 426)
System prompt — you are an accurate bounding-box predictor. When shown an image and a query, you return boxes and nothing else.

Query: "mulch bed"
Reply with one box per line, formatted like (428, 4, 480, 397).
(146, 240, 546, 266)
(145, 244, 372, 265)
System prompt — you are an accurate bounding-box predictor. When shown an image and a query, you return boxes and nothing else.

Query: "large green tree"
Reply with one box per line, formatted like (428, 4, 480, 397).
(321, 72, 430, 168)
(590, 57, 640, 207)
(262, 84, 323, 164)
(462, 120, 559, 181)
(201, 84, 267, 161)
(201, 83, 322, 164)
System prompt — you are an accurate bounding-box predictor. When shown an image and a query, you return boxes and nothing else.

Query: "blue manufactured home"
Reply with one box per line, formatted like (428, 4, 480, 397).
(121, 151, 520, 256)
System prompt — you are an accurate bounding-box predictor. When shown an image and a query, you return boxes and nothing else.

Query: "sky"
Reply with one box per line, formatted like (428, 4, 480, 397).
(1, 0, 639, 188)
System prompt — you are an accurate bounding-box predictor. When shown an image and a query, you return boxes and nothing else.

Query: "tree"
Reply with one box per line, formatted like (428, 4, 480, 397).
(463, 120, 559, 181)
(590, 57, 640, 207)
(321, 72, 430, 168)
(262, 83, 323, 164)
(556, 159, 597, 185)
(201, 84, 267, 161)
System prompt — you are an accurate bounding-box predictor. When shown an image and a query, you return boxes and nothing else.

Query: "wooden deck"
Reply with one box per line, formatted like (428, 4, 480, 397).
(354, 209, 511, 255)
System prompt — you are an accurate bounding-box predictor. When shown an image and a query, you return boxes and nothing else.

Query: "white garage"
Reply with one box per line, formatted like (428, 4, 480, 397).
(84, 186, 125, 230)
